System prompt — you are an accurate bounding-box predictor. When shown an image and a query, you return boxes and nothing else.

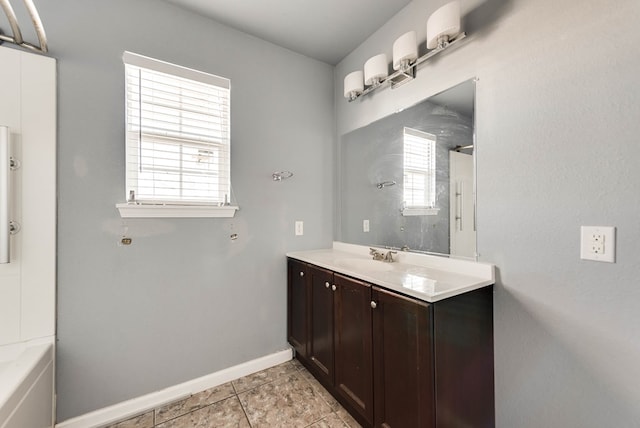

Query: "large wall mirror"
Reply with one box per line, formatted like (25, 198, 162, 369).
(337, 79, 476, 259)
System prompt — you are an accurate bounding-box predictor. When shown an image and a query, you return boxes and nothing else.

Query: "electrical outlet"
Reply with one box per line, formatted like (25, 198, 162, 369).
(295, 221, 304, 236)
(363, 219, 370, 232)
(590, 233, 604, 254)
(580, 226, 615, 263)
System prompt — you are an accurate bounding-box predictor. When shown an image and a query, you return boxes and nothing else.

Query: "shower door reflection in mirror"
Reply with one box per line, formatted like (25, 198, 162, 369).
(338, 79, 476, 258)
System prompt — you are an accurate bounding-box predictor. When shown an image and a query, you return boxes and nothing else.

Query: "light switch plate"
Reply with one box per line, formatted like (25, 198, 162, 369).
(580, 226, 615, 263)
(363, 219, 370, 232)
(295, 221, 304, 236)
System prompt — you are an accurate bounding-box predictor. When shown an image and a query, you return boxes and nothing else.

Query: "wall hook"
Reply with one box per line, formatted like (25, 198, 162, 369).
(272, 171, 294, 181)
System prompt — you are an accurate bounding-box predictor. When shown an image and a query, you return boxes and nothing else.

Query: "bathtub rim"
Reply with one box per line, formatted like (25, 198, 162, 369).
(0, 338, 54, 426)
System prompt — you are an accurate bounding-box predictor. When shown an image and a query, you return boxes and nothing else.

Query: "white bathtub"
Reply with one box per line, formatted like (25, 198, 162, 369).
(0, 340, 54, 428)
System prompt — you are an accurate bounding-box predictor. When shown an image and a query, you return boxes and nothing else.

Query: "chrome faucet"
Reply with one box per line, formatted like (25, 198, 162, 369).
(369, 248, 385, 261)
(370, 248, 396, 262)
(384, 250, 397, 263)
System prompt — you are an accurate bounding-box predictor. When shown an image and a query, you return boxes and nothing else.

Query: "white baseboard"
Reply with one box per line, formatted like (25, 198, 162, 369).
(56, 348, 293, 428)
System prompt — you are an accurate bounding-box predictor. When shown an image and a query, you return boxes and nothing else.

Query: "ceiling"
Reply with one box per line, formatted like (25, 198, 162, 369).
(163, 0, 412, 65)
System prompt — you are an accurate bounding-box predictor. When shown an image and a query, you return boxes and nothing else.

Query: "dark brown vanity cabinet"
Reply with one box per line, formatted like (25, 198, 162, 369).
(307, 265, 335, 385)
(287, 258, 494, 428)
(306, 264, 374, 426)
(334, 273, 374, 425)
(371, 286, 434, 428)
(431, 287, 495, 428)
(287, 258, 308, 358)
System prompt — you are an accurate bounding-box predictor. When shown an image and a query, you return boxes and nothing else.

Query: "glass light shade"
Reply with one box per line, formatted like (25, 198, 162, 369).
(364, 54, 388, 86)
(392, 31, 418, 71)
(343, 71, 364, 99)
(426, 1, 461, 49)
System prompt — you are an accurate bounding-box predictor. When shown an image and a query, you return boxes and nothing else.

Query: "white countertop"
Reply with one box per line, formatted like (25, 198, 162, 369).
(287, 242, 495, 303)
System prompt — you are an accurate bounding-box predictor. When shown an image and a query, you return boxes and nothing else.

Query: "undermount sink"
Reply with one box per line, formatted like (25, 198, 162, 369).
(335, 258, 395, 272)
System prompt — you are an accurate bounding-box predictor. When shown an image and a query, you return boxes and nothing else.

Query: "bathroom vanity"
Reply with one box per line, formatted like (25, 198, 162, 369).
(287, 243, 495, 428)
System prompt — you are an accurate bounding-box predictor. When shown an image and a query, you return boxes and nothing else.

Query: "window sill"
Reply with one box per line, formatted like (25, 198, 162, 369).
(402, 207, 440, 216)
(116, 203, 238, 218)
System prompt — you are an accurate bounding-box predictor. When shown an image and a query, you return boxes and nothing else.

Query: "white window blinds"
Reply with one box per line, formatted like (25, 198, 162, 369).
(403, 127, 436, 208)
(124, 52, 231, 205)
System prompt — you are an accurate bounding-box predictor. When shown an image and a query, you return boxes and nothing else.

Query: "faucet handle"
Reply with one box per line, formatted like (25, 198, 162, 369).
(369, 248, 384, 260)
(384, 250, 397, 262)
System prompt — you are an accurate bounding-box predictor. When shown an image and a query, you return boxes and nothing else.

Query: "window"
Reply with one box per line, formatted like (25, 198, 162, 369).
(403, 127, 438, 216)
(118, 52, 236, 218)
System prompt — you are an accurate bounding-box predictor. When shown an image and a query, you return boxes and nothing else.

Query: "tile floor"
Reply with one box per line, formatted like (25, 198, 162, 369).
(105, 359, 362, 428)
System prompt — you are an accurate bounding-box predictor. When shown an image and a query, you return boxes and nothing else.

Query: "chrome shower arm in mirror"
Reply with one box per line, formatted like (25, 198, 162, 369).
(376, 181, 396, 189)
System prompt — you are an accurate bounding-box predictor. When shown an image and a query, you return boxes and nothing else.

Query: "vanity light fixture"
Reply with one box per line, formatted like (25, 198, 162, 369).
(426, 0, 461, 49)
(343, 70, 364, 102)
(343, 0, 465, 102)
(364, 54, 388, 88)
(392, 31, 418, 72)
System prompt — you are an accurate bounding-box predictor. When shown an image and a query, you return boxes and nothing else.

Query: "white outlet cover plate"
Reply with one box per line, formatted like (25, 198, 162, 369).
(295, 221, 304, 236)
(580, 226, 615, 263)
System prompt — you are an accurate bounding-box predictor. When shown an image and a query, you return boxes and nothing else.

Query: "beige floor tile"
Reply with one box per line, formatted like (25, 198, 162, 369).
(102, 361, 366, 428)
(336, 407, 363, 428)
(155, 382, 235, 424)
(103, 411, 153, 428)
(238, 372, 333, 428)
(232, 360, 298, 393)
(155, 396, 250, 428)
(298, 368, 341, 412)
(290, 357, 304, 370)
(308, 412, 350, 428)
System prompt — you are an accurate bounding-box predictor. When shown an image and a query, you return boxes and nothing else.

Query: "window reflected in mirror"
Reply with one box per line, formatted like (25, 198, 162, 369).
(403, 127, 437, 214)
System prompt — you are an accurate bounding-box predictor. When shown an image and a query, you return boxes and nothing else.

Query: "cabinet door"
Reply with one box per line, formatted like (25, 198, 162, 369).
(372, 287, 434, 428)
(287, 258, 308, 359)
(433, 287, 495, 428)
(308, 265, 335, 384)
(334, 274, 373, 425)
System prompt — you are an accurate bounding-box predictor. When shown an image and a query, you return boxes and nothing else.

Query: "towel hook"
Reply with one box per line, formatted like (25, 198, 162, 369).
(272, 171, 294, 181)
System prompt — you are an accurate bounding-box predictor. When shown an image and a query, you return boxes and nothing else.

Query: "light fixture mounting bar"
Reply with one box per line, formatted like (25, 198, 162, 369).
(349, 32, 466, 102)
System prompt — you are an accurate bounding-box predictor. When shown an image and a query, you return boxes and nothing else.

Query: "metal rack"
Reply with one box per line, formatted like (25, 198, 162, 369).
(0, 0, 47, 53)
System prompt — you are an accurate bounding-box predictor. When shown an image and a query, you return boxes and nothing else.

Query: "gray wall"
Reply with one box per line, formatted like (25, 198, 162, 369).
(30, 0, 334, 421)
(336, 0, 640, 426)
